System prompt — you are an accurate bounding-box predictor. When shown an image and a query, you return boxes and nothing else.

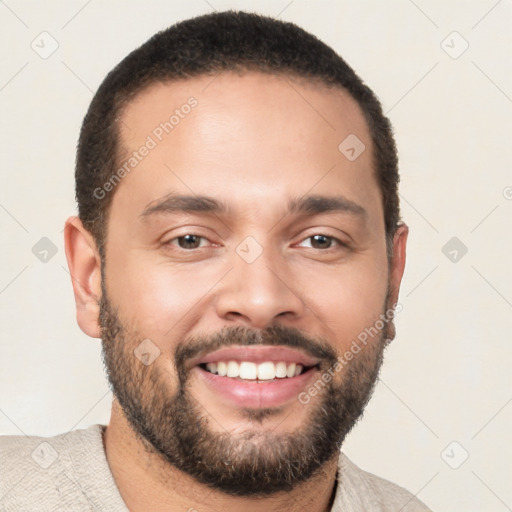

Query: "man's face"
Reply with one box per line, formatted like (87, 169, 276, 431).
(98, 72, 402, 495)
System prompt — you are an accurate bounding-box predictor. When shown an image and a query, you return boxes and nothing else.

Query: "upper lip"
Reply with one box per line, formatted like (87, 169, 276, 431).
(190, 345, 321, 368)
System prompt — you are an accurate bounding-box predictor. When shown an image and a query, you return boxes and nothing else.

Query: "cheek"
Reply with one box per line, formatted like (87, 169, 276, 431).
(105, 235, 390, 353)
(104, 251, 224, 338)
(297, 256, 389, 349)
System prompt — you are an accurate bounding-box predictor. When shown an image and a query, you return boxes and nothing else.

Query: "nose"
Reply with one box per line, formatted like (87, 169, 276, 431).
(214, 246, 305, 329)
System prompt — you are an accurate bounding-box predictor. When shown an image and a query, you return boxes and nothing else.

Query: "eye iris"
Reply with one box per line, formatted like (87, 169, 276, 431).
(178, 234, 201, 249)
(311, 234, 331, 249)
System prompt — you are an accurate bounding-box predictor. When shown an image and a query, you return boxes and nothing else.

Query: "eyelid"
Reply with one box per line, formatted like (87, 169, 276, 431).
(168, 235, 208, 247)
(161, 226, 218, 248)
(161, 228, 350, 251)
(165, 233, 216, 247)
(294, 227, 351, 245)
(295, 234, 347, 249)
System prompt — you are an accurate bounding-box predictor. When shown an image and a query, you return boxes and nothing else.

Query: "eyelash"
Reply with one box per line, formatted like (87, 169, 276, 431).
(166, 234, 213, 250)
(165, 233, 347, 251)
(296, 234, 347, 250)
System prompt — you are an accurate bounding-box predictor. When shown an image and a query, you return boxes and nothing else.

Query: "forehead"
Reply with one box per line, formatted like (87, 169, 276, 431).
(113, 71, 381, 228)
(119, 71, 371, 156)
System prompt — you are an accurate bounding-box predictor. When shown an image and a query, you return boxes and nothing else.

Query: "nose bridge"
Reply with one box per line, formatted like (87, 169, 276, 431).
(215, 237, 304, 327)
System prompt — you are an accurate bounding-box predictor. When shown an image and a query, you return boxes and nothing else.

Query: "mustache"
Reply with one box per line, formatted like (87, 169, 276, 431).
(175, 324, 338, 375)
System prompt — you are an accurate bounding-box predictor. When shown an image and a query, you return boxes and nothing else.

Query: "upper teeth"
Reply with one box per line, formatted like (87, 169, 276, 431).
(205, 361, 303, 380)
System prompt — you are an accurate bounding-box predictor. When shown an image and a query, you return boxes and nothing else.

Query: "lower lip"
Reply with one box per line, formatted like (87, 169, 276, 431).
(194, 365, 319, 409)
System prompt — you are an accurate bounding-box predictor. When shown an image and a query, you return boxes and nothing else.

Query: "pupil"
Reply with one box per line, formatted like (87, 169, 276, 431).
(312, 235, 330, 248)
(180, 235, 199, 248)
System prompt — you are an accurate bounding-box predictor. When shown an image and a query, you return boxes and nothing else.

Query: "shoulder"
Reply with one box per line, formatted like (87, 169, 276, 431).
(0, 424, 105, 477)
(333, 452, 433, 512)
(0, 424, 126, 511)
(0, 423, 104, 455)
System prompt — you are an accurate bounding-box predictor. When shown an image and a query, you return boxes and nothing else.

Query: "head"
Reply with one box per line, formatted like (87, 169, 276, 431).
(65, 11, 408, 497)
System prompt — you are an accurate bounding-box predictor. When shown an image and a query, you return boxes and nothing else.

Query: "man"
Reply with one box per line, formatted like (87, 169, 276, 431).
(0, 11, 432, 511)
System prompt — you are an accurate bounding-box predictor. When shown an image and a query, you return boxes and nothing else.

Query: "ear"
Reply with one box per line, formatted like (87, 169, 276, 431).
(386, 222, 409, 341)
(64, 216, 103, 338)
(388, 222, 409, 303)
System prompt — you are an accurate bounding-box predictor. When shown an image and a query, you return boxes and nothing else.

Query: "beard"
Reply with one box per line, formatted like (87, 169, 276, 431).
(99, 283, 393, 497)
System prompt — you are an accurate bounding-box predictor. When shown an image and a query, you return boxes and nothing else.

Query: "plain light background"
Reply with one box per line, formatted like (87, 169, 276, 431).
(1, 1, 511, 511)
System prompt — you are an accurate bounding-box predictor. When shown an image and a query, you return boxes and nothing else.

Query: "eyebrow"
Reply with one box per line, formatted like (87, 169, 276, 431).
(140, 193, 367, 221)
(140, 194, 229, 220)
(288, 195, 367, 218)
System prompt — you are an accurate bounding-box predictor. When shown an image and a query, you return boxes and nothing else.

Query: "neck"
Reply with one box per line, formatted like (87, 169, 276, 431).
(104, 401, 339, 512)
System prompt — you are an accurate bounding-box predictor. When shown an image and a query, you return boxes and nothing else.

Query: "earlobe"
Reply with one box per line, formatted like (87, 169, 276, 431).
(64, 216, 103, 339)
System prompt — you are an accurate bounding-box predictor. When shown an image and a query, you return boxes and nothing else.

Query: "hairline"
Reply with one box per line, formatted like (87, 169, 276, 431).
(96, 70, 395, 262)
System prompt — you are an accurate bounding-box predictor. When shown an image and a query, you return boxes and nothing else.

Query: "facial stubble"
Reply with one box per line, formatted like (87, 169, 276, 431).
(99, 285, 392, 497)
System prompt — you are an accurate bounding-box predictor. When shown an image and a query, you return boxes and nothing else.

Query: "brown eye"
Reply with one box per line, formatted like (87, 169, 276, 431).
(309, 234, 334, 249)
(176, 234, 203, 249)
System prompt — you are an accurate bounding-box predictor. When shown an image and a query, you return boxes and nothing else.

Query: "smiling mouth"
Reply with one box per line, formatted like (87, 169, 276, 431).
(192, 345, 323, 408)
(199, 360, 318, 382)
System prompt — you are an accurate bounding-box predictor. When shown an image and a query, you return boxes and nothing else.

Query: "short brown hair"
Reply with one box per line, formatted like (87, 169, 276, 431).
(75, 10, 400, 256)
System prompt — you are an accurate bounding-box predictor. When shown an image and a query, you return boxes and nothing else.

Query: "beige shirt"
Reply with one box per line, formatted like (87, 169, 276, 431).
(0, 424, 432, 511)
